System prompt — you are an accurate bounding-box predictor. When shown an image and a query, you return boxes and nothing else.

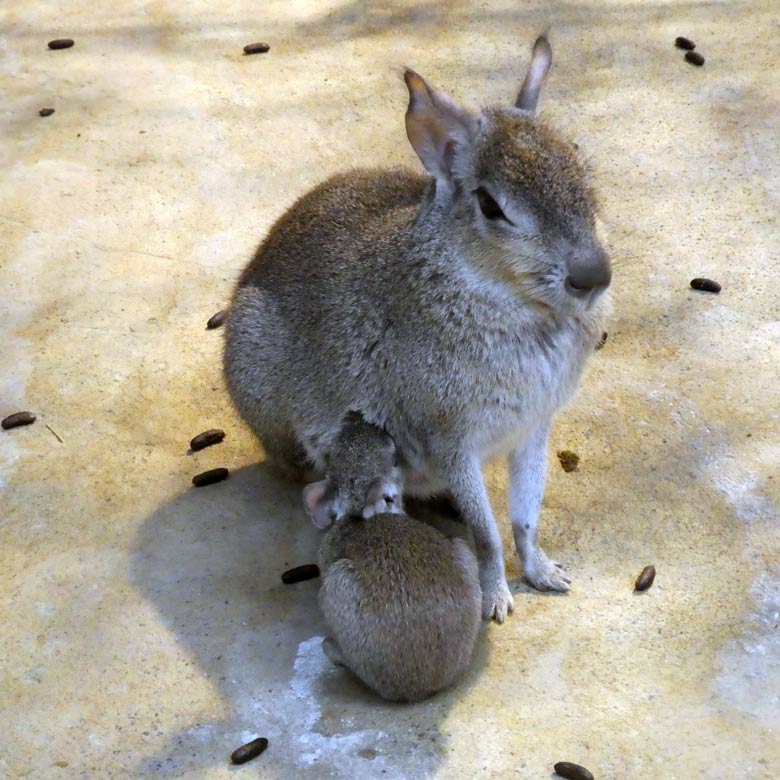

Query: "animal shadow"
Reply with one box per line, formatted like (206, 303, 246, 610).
(130, 464, 490, 779)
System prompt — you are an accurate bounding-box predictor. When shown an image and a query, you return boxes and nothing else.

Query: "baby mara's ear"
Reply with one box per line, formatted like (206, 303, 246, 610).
(515, 34, 553, 114)
(404, 69, 475, 187)
(303, 480, 342, 530)
(362, 480, 403, 519)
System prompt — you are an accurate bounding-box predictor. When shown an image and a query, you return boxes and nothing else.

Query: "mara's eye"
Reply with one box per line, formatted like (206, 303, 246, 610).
(475, 187, 507, 221)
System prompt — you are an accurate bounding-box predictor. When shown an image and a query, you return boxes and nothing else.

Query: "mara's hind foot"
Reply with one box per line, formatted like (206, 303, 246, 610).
(260, 428, 318, 483)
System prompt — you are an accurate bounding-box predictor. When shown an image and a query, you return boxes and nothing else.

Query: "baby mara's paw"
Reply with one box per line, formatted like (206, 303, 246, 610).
(362, 483, 402, 518)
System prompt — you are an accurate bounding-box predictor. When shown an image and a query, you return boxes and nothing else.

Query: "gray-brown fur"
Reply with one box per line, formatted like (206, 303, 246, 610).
(310, 417, 481, 702)
(473, 110, 598, 239)
(303, 412, 401, 528)
(224, 35, 611, 622)
(319, 514, 482, 702)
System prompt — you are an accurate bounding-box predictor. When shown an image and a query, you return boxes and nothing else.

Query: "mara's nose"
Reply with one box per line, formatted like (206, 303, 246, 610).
(565, 248, 612, 298)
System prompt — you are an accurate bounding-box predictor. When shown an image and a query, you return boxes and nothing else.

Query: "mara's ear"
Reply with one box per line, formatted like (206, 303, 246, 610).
(515, 34, 553, 113)
(404, 69, 475, 184)
(303, 481, 339, 530)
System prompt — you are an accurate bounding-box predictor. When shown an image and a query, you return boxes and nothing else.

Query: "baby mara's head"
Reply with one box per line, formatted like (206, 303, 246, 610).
(303, 412, 403, 530)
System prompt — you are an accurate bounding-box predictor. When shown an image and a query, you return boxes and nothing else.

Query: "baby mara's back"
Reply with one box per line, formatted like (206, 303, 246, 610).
(319, 513, 481, 702)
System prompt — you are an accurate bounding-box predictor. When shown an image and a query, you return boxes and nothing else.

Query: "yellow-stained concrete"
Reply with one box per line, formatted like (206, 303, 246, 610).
(1, 1, 779, 778)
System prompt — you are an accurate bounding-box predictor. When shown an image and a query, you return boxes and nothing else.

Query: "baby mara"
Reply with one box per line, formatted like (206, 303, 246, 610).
(305, 413, 481, 702)
(224, 35, 611, 624)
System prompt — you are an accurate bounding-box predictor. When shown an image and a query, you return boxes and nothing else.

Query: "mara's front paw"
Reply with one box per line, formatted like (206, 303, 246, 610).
(481, 575, 514, 623)
(522, 547, 571, 592)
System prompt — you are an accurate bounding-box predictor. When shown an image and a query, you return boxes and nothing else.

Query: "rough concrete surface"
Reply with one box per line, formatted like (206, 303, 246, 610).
(1, 1, 779, 778)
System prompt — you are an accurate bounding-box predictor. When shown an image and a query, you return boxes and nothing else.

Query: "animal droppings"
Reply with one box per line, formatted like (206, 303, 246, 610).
(39, 108, 55, 117)
(2, 411, 37, 430)
(48, 39, 74, 49)
(635, 565, 656, 592)
(192, 467, 229, 487)
(190, 429, 225, 451)
(230, 737, 268, 765)
(685, 51, 705, 66)
(207, 309, 228, 329)
(281, 564, 320, 584)
(554, 761, 595, 780)
(675, 37, 696, 50)
(690, 277, 720, 293)
(243, 42, 270, 55)
(557, 450, 580, 473)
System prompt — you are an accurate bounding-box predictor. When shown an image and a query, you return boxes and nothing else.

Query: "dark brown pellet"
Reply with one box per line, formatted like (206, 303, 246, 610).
(675, 36, 696, 50)
(192, 467, 229, 487)
(243, 42, 270, 55)
(48, 39, 74, 50)
(206, 309, 227, 329)
(281, 564, 320, 584)
(635, 564, 656, 591)
(230, 737, 268, 765)
(685, 51, 705, 66)
(39, 108, 55, 117)
(190, 429, 226, 451)
(595, 331, 608, 350)
(557, 450, 580, 473)
(2, 411, 36, 430)
(690, 277, 721, 293)
(554, 762, 594, 780)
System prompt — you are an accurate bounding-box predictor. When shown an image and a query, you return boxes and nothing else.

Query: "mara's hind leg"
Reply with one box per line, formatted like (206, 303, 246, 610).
(259, 421, 317, 483)
(224, 286, 317, 483)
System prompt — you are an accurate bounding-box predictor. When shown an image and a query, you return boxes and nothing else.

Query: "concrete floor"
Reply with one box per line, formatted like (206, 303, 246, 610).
(2, 1, 779, 778)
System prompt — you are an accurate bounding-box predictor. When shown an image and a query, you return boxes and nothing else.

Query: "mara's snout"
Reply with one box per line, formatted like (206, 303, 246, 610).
(565, 246, 611, 304)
